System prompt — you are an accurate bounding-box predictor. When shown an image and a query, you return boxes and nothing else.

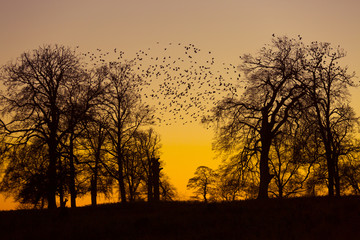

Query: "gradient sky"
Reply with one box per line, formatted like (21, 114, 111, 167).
(1, 0, 360, 210)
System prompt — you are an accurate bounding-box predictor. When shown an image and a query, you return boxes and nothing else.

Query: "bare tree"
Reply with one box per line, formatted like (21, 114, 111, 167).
(215, 147, 259, 201)
(0, 141, 48, 209)
(268, 123, 314, 198)
(123, 143, 145, 202)
(208, 36, 307, 199)
(341, 149, 360, 195)
(132, 128, 162, 202)
(187, 166, 217, 202)
(0, 45, 85, 209)
(61, 65, 106, 208)
(305, 42, 356, 196)
(330, 106, 359, 195)
(101, 62, 154, 203)
(159, 174, 177, 201)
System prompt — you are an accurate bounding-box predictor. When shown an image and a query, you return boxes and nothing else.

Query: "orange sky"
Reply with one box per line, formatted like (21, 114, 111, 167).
(1, 0, 360, 210)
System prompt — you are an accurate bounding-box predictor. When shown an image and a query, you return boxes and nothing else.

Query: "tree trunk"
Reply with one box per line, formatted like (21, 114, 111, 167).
(278, 183, 283, 199)
(147, 180, 153, 202)
(147, 157, 153, 202)
(58, 159, 65, 208)
(128, 183, 134, 202)
(325, 147, 335, 197)
(91, 150, 100, 206)
(334, 155, 341, 197)
(118, 154, 127, 203)
(69, 132, 77, 208)
(47, 140, 57, 209)
(91, 125, 104, 206)
(258, 135, 272, 199)
(203, 184, 208, 203)
(47, 104, 60, 209)
(91, 176, 97, 206)
(152, 158, 161, 202)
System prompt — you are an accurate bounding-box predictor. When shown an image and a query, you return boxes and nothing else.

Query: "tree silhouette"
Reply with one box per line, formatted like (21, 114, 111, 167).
(187, 166, 217, 202)
(79, 113, 114, 206)
(132, 128, 162, 202)
(214, 150, 259, 200)
(341, 150, 360, 194)
(268, 122, 314, 198)
(159, 174, 177, 201)
(100, 62, 154, 203)
(0, 45, 86, 209)
(208, 36, 307, 199)
(0, 45, 183, 207)
(60, 62, 105, 208)
(1, 39, 359, 209)
(0, 141, 48, 209)
(304, 42, 356, 196)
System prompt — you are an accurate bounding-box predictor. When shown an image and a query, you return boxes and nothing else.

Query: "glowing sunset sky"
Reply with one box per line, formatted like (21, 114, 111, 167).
(1, 0, 360, 210)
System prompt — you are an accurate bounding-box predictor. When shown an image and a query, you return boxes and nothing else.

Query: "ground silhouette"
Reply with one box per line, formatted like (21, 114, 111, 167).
(1, 196, 360, 239)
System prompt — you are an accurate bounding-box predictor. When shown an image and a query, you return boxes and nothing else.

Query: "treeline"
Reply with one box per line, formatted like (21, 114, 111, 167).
(0, 45, 176, 209)
(1, 36, 359, 208)
(188, 36, 360, 201)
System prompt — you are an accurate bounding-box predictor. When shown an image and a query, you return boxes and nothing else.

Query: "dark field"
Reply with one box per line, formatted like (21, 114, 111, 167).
(1, 197, 360, 240)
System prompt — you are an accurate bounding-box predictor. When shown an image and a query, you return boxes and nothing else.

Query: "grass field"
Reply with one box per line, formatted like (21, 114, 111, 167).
(1, 196, 360, 239)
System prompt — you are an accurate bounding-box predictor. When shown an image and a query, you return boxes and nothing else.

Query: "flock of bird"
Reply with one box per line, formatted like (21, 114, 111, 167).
(79, 42, 243, 127)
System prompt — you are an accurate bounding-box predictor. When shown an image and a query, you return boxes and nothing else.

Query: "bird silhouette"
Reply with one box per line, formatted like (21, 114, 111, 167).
(79, 41, 241, 127)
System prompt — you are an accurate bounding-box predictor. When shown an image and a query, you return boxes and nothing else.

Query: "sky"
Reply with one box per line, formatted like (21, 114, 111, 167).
(1, 0, 360, 210)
